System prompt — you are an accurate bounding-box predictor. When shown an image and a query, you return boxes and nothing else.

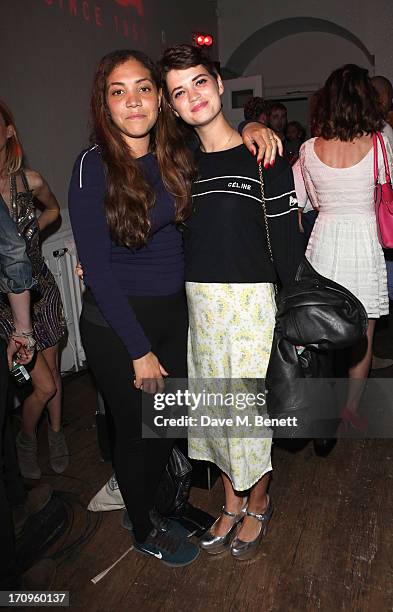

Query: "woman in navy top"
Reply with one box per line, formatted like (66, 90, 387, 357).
(68, 49, 200, 567)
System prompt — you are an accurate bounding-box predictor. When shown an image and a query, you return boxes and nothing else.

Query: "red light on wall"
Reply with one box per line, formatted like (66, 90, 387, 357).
(194, 33, 214, 47)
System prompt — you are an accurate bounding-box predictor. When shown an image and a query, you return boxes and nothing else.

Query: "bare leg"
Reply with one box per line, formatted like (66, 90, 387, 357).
(21, 352, 56, 438)
(211, 472, 245, 536)
(236, 472, 270, 541)
(40, 345, 62, 432)
(40, 344, 68, 473)
(343, 319, 375, 416)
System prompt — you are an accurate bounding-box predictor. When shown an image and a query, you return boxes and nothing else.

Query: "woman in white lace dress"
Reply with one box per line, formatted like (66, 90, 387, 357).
(299, 64, 390, 432)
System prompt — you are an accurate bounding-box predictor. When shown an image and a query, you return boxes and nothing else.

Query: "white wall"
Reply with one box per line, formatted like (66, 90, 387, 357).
(217, 0, 393, 91)
(0, 0, 218, 211)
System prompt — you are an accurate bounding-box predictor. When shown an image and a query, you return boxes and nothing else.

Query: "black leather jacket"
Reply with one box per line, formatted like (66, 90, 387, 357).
(266, 258, 368, 438)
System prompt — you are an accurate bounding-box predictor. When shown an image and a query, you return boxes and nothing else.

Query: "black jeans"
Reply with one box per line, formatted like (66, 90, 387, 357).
(80, 290, 188, 542)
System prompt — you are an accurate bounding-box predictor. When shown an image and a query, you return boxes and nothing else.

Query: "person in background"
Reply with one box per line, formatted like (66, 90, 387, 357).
(237, 99, 285, 162)
(238, 97, 271, 135)
(269, 101, 288, 144)
(292, 113, 338, 457)
(0, 101, 68, 480)
(371, 75, 393, 146)
(285, 120, 306, 164)
(300, 64, 390, 432)
(0, 201, 55, 590)
(296, 91, 321, 241)
(370, 76, 393, 369)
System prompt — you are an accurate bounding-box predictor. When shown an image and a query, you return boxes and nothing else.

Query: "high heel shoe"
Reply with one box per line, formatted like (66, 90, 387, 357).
(231, 496, 273, 561)
(199, 505, 246, 555)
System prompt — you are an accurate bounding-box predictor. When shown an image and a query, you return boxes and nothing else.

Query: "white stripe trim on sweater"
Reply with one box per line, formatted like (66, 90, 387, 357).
(265, 190, 296, 201)
(79, 145, 98, 188)
(192, 189, 297, 213)
(194, 176, 295, 201)
(195, 175, 260, 185)
(193, 189, 262, 203)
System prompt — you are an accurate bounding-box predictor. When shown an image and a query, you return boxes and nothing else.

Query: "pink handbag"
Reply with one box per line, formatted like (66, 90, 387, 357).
(373, 131, 393, 248)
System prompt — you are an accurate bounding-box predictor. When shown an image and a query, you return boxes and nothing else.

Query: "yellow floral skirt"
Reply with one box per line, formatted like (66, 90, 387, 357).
(186, 282, 276, 491)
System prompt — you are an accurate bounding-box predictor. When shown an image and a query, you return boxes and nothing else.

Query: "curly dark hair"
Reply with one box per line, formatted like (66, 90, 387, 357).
(317, 64, 384, 141)
(243, 97, 271, 121)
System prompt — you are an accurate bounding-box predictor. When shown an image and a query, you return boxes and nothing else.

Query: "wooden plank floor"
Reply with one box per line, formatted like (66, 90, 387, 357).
(25, 370, 393, 612)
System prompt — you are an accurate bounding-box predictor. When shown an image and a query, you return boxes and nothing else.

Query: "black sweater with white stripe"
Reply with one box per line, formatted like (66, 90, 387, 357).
(183, 144, 303, 286)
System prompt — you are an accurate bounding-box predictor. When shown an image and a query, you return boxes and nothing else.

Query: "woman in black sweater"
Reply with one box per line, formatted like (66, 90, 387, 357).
(161, 44, 303, 561)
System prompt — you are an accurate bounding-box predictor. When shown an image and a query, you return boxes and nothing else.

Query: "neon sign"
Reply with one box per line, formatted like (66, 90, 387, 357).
(44, 0, 146, 42)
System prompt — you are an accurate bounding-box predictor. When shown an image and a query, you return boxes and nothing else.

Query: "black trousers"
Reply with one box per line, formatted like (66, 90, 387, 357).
(0, 340, 19, 589)
(80, 290, 188, 542)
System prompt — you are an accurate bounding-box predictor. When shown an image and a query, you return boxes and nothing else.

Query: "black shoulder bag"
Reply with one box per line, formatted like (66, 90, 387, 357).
(257, 163, 368, 437)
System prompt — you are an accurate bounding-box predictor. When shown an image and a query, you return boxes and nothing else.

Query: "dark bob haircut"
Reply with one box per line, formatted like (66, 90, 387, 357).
(159, 44, 218, 101)
(317, 64, 384, 141)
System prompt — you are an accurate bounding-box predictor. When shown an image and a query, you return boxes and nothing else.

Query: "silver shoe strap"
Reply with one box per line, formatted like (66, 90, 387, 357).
(222, 506, 238, 518)
(245, 509, 267, 521)
(245, 498, 270, 522)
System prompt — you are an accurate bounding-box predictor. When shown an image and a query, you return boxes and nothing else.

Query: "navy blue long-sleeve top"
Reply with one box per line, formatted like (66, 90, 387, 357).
(68, 145, 184, 359)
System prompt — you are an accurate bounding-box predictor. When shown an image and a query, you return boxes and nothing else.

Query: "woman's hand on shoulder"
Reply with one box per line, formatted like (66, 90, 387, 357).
(133, 351, 169, 394)
(241, 123, 283, 165)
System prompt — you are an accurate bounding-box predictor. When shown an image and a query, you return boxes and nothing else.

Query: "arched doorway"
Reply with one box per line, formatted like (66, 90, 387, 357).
(224, 17, 374, 77)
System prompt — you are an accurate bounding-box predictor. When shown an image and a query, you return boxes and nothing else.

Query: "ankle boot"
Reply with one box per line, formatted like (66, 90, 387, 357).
(48, 425, 69, 473)
(16, 431, 41, 480)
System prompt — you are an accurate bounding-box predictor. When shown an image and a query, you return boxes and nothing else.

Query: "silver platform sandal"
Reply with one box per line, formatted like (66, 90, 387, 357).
(200, 505, 246, 555)
(231, 496, 273, 560)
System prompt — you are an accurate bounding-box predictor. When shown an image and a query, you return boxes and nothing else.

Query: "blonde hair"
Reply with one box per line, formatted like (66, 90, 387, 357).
(0, 100, 23, 176)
